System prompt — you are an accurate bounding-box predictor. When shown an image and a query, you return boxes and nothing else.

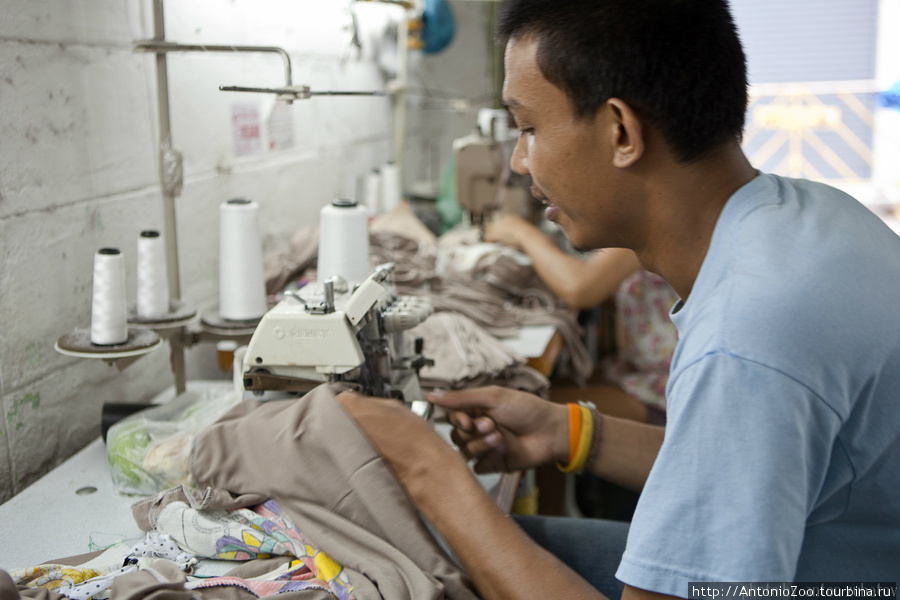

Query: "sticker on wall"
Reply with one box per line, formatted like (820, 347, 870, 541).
(231, 103, 262, 157)
(267, 101, 295, 151)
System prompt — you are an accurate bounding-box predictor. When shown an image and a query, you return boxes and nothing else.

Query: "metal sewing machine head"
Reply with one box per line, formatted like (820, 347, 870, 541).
(242, 263, 434, 412)
(452, 108, 541, 231)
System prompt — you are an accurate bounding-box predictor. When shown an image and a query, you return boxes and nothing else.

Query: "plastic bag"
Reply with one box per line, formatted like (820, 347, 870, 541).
(106, 383, 241, 496)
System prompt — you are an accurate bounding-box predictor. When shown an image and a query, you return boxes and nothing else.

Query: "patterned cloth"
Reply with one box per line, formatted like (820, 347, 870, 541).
(602, 270, 679, 411)
(159, 499, 354, 600)
(10, 532, 195, 600)
(8, 501, 353, 600)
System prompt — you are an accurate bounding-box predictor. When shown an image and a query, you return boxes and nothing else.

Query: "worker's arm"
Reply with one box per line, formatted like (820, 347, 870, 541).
(336, 390, 606, 600)
(485, 214, 641, 308)
(338, 389, 677, 600)
(585, 414, 665, 492)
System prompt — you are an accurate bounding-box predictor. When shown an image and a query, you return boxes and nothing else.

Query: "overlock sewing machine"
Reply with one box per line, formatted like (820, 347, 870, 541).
(241, 263, 434, 415)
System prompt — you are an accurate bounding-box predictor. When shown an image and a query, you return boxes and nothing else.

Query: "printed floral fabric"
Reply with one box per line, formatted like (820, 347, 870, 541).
(11, 565, 107, 594)
(161, 498, 354, 600)
(602, 269, 680, 411)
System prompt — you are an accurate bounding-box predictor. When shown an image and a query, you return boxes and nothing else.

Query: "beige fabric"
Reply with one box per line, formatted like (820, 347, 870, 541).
(370, 202, 438, 247)
(1, 569, 66, 600)
(181, 383, 479, 600)
(108, 560, 191, 600)
(263, 224, 319, 295)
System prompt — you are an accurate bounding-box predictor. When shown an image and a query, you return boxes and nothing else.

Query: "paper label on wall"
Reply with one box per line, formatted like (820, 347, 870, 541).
(267, 101, 295, 151)
(231, 103, 262, 156)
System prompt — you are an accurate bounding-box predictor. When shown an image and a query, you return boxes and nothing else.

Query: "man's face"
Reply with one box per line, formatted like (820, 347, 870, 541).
(503, 36, 637, 251)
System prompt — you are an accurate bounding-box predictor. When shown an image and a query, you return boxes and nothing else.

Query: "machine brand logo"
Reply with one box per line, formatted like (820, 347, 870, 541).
(290, 327, 329, 340)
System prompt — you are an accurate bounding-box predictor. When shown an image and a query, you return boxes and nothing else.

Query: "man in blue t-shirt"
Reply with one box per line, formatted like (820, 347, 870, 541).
(335, 0, 900, 598)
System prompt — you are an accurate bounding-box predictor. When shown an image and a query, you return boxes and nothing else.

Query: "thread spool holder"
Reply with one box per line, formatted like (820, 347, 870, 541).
(54, 296, 260, 370)
(54, 327, 163, 370)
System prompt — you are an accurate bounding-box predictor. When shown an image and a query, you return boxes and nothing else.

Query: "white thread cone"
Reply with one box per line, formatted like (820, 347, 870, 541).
(136, 230, 169, 318)
(91, 248, 128, 345)
(365, 168, 382, 216)
(380, 162, 402, 213)
(317, 199, 370, 284)
(219, 198, 267, 321)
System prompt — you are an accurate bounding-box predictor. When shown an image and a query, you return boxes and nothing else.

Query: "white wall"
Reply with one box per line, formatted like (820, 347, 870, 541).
(0, 0, 496, 502)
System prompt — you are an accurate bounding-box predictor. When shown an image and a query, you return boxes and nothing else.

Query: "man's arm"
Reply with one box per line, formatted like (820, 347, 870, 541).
(337, 391, 607, 600)
(586, 415, 665, 492)
(338, 391, 681, 600)
(626, 585, 682, 600)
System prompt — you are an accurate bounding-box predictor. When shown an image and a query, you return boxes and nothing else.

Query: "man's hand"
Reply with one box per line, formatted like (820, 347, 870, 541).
(428, 386, 570, 473)
(336, 391, 472, 504)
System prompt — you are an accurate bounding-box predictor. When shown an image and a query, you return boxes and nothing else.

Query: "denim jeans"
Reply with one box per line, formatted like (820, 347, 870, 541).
(513, 515, 630, 600)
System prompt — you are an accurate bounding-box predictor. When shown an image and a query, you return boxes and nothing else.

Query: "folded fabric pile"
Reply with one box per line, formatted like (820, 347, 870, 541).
(410, 311, 549, 395)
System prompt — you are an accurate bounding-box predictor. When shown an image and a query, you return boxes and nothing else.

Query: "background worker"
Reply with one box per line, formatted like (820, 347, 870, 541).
(338, 0, 900, 598)
(485, 214, 677, 425)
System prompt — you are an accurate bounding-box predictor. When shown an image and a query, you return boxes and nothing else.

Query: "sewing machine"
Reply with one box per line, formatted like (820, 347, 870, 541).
(242, 263, 434, 413)
(453, 108, 540, 227)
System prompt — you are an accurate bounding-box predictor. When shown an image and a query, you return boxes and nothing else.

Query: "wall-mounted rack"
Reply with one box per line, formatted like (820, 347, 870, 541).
(55, 0, 415, 395)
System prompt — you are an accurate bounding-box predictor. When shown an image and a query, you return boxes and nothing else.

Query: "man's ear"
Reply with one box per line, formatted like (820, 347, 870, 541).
(606, 98, 645, 168)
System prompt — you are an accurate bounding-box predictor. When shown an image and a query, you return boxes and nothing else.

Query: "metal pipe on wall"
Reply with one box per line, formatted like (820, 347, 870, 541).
(135, 40, 294, 92)
(393, 9, 409, 186)
(142, 2, 302, 395)
(151, 0, 187, 395)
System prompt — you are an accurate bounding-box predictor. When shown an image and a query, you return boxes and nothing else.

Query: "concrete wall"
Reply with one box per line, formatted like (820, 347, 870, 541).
(0, 0, 497, 502)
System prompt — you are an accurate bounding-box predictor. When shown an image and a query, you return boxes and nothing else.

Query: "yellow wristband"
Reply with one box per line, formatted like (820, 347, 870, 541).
(558, 404, 593, 473)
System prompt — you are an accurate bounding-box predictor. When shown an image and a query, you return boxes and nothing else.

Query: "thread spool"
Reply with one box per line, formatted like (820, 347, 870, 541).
(380, 162, 402, 213)
(219, 198, 267, 321)
(217, 339, 238, 371)
(317, 199, 370, 284)
(136, 230, 169, 319)
(91, 248, 129, 346)
(365, 168, 382, 216)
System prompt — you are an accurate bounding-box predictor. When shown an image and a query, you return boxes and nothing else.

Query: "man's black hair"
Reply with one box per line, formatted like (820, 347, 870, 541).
(497, 0, 748, 163)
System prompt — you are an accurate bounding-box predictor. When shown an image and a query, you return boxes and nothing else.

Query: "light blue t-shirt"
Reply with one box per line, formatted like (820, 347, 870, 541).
(617, 173, 900, 594)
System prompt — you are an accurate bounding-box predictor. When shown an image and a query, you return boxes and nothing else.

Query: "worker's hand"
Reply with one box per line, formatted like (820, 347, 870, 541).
(336, 391, 472, 504)
(483, 214, 535, 251)
(428, 386, 569, 473)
